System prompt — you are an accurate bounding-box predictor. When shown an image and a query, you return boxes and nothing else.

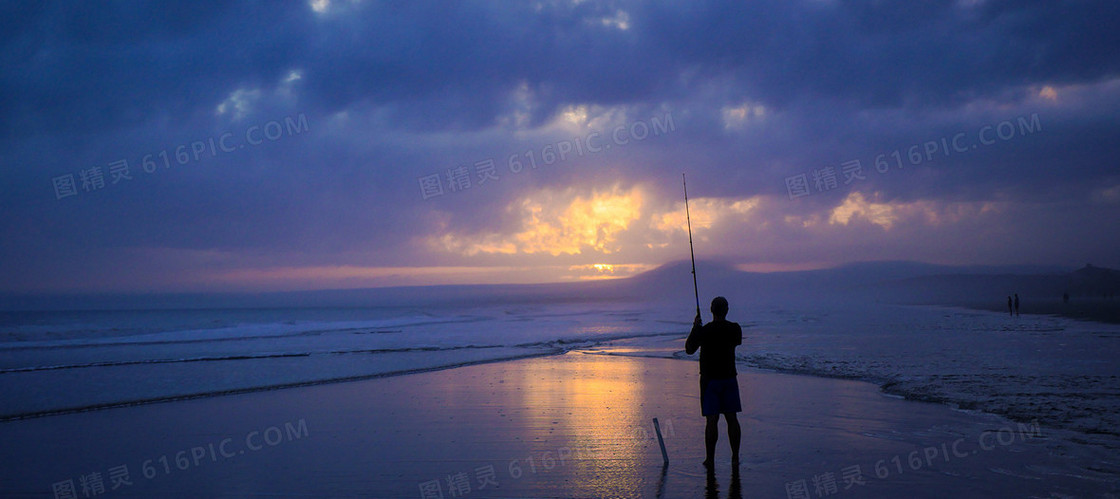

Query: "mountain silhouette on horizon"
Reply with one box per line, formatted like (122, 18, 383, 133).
(3, 260, 1115, 312)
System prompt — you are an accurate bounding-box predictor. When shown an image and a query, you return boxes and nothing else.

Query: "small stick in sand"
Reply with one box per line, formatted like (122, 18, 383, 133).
(653, 417, 669, 465)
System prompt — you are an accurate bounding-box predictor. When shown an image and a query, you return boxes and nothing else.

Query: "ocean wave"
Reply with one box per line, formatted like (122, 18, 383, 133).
(740, 352, 1120, 450)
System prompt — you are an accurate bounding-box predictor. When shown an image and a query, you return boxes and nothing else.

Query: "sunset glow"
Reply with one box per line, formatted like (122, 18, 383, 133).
(435, 185, 645, 256)
(2, 1, 1116, 295)
(5, 3, 1120, 498)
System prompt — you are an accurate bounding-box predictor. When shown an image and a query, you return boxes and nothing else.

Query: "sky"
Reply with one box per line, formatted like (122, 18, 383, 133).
(2, 0, 1119, 294)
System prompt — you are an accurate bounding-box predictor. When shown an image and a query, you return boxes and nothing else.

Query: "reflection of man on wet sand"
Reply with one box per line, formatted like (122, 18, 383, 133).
(686, 296, 743, 468)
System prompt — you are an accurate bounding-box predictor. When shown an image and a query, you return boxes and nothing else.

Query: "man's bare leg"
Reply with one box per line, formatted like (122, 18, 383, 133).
(703, 414, 719, 467)
(725, 413, 741, 464)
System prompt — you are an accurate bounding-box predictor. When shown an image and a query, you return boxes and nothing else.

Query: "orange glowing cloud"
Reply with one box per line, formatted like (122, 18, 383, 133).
(826, 192, 1006, 230)
(432, 183, 770, 260)
(652, 197, 760, 233)
(435, 185, 644, 256)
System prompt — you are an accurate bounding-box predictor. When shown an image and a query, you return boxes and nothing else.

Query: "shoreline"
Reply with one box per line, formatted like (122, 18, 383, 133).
(608, 331, 1120, 455)
(0, 331, 687, 422)
(954, 299, 1120, 324)
(8, 318, 1119, 464)
(0, 346, 564, 422)
(2, 347, 1116, 497)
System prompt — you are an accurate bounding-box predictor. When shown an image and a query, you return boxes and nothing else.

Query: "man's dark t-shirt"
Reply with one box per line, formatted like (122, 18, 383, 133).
(685, 319, 743, 379)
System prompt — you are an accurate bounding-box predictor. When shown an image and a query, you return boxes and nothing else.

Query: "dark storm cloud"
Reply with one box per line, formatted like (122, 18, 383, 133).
(1, 0, 1119, 292)
(1, 2, 295, 136)
(639, 0, 1120, 108)
(6, 1, 1120, 134)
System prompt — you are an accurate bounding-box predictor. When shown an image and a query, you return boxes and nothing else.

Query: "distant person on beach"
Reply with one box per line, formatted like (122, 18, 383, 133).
(1008, 296, 1013, 316)
(1014, 293, 1020, 316)
(686, 296, 743, 468)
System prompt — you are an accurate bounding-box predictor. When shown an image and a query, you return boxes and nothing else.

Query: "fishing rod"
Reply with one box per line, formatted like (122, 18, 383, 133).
(683, 173, 700, 318)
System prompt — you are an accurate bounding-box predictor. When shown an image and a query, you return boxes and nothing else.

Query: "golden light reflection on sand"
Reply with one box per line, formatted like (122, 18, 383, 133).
(516, 353, 651, 494)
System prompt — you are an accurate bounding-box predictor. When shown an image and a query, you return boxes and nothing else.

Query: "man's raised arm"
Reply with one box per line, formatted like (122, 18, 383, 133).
(685, 314, 702, 355)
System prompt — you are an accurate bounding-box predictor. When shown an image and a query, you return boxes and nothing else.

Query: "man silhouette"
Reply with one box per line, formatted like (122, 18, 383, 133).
(1008, 296, 1013, 316)
(1014, 293, 1020, 316)
(686, 296, 743, 468)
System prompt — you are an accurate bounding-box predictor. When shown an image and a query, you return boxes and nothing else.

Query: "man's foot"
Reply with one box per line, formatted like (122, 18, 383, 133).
(702, 459, 713, 469)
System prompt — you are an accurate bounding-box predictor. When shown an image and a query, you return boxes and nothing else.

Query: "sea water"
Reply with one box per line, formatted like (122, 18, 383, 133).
(2, 297, 1118, 473)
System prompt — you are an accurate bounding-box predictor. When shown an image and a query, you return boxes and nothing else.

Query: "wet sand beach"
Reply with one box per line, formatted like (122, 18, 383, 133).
(0, 346, 1113, 498)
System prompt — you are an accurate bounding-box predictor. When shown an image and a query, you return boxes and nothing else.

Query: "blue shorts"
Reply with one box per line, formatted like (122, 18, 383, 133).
(700, 376, 742, 416)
